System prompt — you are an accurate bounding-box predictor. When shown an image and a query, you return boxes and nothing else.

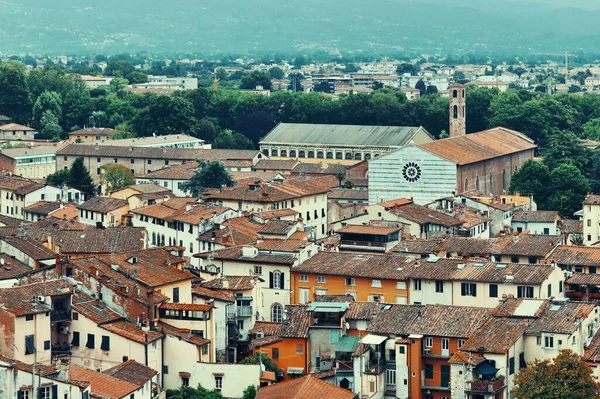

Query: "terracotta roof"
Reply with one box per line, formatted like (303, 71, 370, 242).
(367, 304, 423, 335)
(198, 217, 262, 247)
(0, 175, 44, 194)
(70, 127, 115, 136)
(418, 127, 536, 165)
(293, 252, 408, 280)
(453, 204, 490, 229)
(0, 354, 59, 376)
(449, 351, 486, 365)
(382, 200, 462, 227)
(131, 198, 197, 220)
(254, 239, 307, 252)
(584, 194, 600, 206)
(0, 214, 29, 227)
(566, 273, 600, 286)
(77, 197, 128, 213)
(157, 321, 210, 346)
(490, 298, 549, 318)
(433, 236, 496, 256)
(0, 123, 35, 131)
(526, 301, 595, 335)
(202, 276, 258, 291)
(561, 219, 583, 235)
(411, 305, 491, 338)
(133, 199, 231, 226)
(392, 240, 437, 255)
(512, 211, 562, 223)
(291, 163, 346, 175)
(328, 189, 369, 201)
(256, 374, 355, 399)
(552, 246, 600, 267)
(249, 335, 282, 349)
(249, 321, 282, 336)
(491, 234, 562, 257)
(192, 285, 235, 302)
(450, 262, 556, 285)
(72, 294, 122, 324)
(24, 201, 63, 216)
(51, 227, 146, 254)
(280, 304, 310, 338)
(346, 302, 380, 321)
(460, 317, 531, 354)
(0, 256, 32, 280)
(116, 183, 171, 195)
(0, 280, 73, 316)
(102, 360, 157, 386)
(58, 144, 260, 162)
(159, 303, 212, 312)
(254, 159, 299, 171)
(315, 294, 355, 303)
(584, 328, 600, 363)
(100, 320, 163, 345)
(136, 162, 198, 180)
(68, 363, 140, 399)
(254, 209, 299, 220)
(1, 236, 55, 260)
(195, 246, 295, 265)
(338, 225, 400, 235)
(396, 258, 464, 281)
(32, 216, 90, 230)
(203, 178, 330, 203)
(256, 220, 298, 235)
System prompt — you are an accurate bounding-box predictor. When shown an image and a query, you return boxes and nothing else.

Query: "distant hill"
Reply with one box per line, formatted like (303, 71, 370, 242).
(1, 0, 600, 55)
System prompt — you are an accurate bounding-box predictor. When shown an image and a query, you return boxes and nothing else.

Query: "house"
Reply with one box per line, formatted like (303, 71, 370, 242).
(107, 134, 208, 149)
(24, 201, 78, 222)
(369, 127, 536, 205)
(68, 127, 115, 143)
(109, 183, 172, 210)
(291, 252, 409, 304)
(583, 194, 600, 246)
(133, 75, 198, 90)
(256, 374, 356, 399)
(102, 360, 161, 398)
(249, 304, 310, 381)
(0, 123, 37, 141)
(0, 146, 60, 179)
(67, 363, 149, 399)
(77, 197, 129, 227)
(44, 227, 147, 257)
(192, 285, 235, 362)
(203, 178, 330, 238)
(550, 245, 600, 274)
(252, 159, 300, 175)
(197, 216, 263, 253)
(512, 210, 563, 235)
(0, 255, 33, 288)
(136, 162, 198, 196)
(56, 144, 264, 184)
(336, 225, 400, 253)
(260, 123, 433, 163)
(0, 236, 56, 269)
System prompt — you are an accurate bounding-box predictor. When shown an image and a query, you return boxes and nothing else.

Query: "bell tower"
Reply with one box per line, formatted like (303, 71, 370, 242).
(449, 83, 466, 137)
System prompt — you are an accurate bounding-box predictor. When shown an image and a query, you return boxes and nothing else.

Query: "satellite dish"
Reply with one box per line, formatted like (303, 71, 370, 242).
(0, 258, 4, 265)
(260, 364, 266, 372)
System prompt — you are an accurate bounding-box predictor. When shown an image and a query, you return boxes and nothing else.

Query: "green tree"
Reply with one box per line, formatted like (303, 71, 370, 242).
(128, 71, 148, 84)
(132, 96, 198, 136)
(513, 350, 600, 399)
(196, 119, 218, 142)
(46, 169, 71, 187)
(101, 164, 135, 193)
(180, 160, 235, 197)
(426, 85, 438, 95)
(547, 164, 590, 216)
(105, 60, 135, 79)
(293, 55, 308, 69)
(583, 118, 600, 141)
(69, 157, 96, 198)
(109, 77, 129, 93)
(268, 67, 284, 80)
(415, 80, 426, 96)
(397, 63, 418, 75)
(62, 89, 92, 131)
(166, 384, 223, 399)
(33, 91, 62, 127)
(240, 353, 278, 373)
(542, 130, 589, 171)
(0, 62, 31, 123)
(213, 130, 254, 150)
(509, 160, 551, 208)
(241, 385, 257, 399)
(240, 71, 272, 90)
(466, 86, 499, 133)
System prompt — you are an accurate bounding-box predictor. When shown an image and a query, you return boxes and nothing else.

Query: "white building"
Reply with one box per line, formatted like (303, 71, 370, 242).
(583, 194, 600, 246)
(133, 76, 198, 90)
(511, 210, 562, 235)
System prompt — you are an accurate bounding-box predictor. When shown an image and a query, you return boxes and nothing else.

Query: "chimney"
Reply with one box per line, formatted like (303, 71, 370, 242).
(60, 359, 69, 381)
(222, 279, 229, 289)
(186, 202, 193, 212)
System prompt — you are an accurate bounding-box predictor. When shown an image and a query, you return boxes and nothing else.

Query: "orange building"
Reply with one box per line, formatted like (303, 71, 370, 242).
(249, 305, 310, 380)
(291, 252, 409, 304)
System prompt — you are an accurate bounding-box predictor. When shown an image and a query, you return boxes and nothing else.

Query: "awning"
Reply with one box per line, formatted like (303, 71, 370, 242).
(361, 333, 387, 345)
(307, 302, 350, 312)
(336, 335, 360, 353)
(287, 367, 305, 375)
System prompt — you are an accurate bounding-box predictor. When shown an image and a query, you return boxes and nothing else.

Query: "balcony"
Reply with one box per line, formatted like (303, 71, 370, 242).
(51, 309, 71, 323)
(336, 359, 354, 372)
(340, 240, 387, 252)
(468, 377, 506, 394)
(237, 306, 253, 317)
(51, 343, 71, 359)
(364, 357, 386, 375)
(566, 290, 584, 299)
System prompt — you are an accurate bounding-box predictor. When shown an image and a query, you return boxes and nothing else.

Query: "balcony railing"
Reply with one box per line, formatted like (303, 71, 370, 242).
(336, 360, 354, 371)
(51, 309, 71, 322)
(340, 240, 387, 248)
(237, 306, 253, 317)
(364, 358, 386, 375)
(566, 290, 584, 299)
(469, 377, 506, 394)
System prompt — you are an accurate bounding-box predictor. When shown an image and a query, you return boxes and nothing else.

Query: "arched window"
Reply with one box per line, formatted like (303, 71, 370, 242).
(271, 303, 283, 322)
(364, 154, 371, 160)
(326, 152, 333, 159)
(307, 151, 315, 158)
(316, 151, 324, 159)
(262, 149, 269, 156)
(336, 152, 343, 159)
(289, 150, 296, 157)
(465, 179, 469, 191)
(476, 176, 480, 191)
(273, 271, 282, 289)
(161, 234, 165, 246)
(152, 232, 156, 245)
(345, 153, 352, 160)
(374, 153, 380, 158)
(299, 151, 306, 158)
(453, 105, 458, 119)
(453, 90, 458, 98)
(354, 153, 362, 160)
(280, 150, 287, 157)
(271, 149, 278, 157)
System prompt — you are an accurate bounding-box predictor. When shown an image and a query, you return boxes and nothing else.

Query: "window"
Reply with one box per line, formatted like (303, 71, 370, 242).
(254, 266, 262, 275)
(72, 331, 80, 346)
(588, 219, 592, 227)
(25, 314, 33, 321)
(271, 303, 283, 322)
(545, 336, 554, 348)
(489, 284, 498, 298)
(148, 159, 152, 165)
(398, 346, 405, 354)
(101, 336, 110, 351)
(25, 335, 35, 355)
(528, 256, 537, 264)
(163, 365, 169, 374)
(413, 279, 422, 291)
(86, 334, 95, 349)
(202, 345, 209, 356)
(296, 344, 303, 354)
(215, 376, 222, 390)
(272, 348, 280, 359)
(458, 339, 466, 348)
(300, 274, 308, 282)
(388, 349, 396, 362)
(346, 277, 355, 286)
(511, 256, 519, 263)
(425, 364, 434, 379)
(435, 281, 444, 293)
(317, 276, 326, 283)
(173, 287, 180, 303)
(517, 286, 534, 298)
(372, 279, 382, 288)
(537, 336, 542, 346)
(18, 390, 31, 399)
(181, 377, 190, 387)
(329, 329, 340, 344)
(396, 281, 406, 290)
(461, 283, 477, 297)
(509, 356, 515, 375)
(44, 340, 50, 350)
(41, 387, 51, 399)
(547, 284, 552, 297)
(272, 271, 282, 289)
(425, 337, 433, 347)
(387, 369, 397, 385)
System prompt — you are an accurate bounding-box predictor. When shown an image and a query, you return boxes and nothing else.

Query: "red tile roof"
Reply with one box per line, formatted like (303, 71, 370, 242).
(293, 252, 408, 280)
(204, 178, 330, 203)
(191, 285, 235, 302)
(0, 280, 73, 316)
(460, 317, 531, 354)
(157, 321, 210, 346)
(195, 246, 296, 265)
(159, 303, 212, 312)
(338, 225, 400, 235)
(256, 374, 355, 399)
(77, 197, 128, 213)
(254, 239, 307, 252)
(202, 276, 259, 291)
(68, 363, 140, 399)
(551, 245, 600, 267)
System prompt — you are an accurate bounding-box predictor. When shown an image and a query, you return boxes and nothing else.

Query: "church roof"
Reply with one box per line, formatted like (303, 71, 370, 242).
(418, 127, 536, 165)
(260, 123, 430, 147)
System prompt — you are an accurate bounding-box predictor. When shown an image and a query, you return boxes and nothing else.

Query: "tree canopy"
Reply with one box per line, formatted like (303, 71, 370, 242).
(513, 350, 600, 399)
(69, 157, 96, 199)
(180, 160, 235, 197)
(101, 164, 136, 194)
(166, 385, 222, 399)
